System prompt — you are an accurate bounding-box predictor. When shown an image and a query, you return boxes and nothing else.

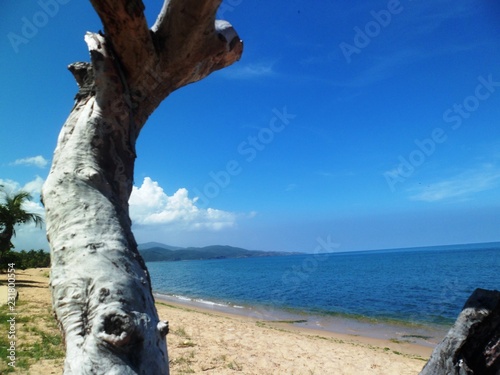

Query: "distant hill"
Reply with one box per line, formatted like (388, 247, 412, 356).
(138, 242, 183, 251)
(138, 243, 300, 262)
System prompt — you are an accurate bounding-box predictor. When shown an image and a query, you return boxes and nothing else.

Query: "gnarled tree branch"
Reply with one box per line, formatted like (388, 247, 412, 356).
(43, 1, 242, 373)
(88, 0, 155, 82)
(87, 0, 242, 129)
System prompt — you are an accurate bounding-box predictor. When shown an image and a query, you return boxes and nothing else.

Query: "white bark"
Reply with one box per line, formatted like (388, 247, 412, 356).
(42, 1, 242, 373)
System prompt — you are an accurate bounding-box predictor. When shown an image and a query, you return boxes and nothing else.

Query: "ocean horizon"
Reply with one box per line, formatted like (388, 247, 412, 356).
(147, 241, 500, 345)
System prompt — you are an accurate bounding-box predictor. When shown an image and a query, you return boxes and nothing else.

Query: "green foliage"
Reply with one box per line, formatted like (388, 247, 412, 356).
(26, 327, 64, 360)
(0, 303, 64, 373)
(227, 360, 243, 371)
(1, 249, 50, 270)
(0, 188, 44, 259)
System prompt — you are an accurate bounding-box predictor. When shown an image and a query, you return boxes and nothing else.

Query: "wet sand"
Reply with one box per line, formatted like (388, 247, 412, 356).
(2, 268, 433, 374)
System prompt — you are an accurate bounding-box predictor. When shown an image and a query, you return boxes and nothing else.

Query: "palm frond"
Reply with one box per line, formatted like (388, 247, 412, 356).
(0, 190, 44, 245)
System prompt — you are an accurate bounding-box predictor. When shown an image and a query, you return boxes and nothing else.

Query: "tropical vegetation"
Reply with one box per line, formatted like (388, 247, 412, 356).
(0, 187, 44, 264)
(2, 249, 50, 270)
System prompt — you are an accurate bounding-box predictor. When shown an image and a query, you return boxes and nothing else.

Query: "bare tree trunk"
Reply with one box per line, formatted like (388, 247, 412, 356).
(42, 1, 242, 373)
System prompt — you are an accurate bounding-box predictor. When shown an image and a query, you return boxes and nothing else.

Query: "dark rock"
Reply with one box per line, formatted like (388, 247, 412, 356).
(420, 288, 500, 375)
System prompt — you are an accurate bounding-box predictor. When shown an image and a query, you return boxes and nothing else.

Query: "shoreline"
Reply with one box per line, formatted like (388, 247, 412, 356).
(155, 296, 431, 374)
(2, 268, 432, 374)
(154, 292, 440, 359)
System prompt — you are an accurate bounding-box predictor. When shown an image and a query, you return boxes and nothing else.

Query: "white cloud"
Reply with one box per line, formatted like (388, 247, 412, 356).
(11, 225, 48, 251)
(409, 165, 500, 202)
(1, 176, 242, 250)
(222, 61, 275, 79)
(20, 199, 45, 217)
(129, 177, 237, 230)
(0, 176, 44, 196)
(338, 49, 424, 88)
(23, 176, 45, 195)
(12, 155, 49, 168)
(0, 179, 20, 194)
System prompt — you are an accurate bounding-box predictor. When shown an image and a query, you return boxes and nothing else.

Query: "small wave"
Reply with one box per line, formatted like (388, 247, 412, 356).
(172, 294, 192, 302)
(195, 298, 229, 308)
(155, 292, 242, 310)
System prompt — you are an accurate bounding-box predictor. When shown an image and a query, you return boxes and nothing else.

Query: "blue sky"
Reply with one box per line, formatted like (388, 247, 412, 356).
(1, 0, 500, 253)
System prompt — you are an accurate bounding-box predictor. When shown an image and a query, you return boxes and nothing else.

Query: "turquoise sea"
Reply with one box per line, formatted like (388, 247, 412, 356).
(147, 242, 500, 344)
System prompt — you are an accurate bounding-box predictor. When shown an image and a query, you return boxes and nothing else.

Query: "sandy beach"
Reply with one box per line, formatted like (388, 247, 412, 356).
(1, 268, 431, 374)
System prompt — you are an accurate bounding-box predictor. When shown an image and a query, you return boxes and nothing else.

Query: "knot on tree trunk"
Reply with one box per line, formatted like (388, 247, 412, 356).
(97, 311, 138, 347)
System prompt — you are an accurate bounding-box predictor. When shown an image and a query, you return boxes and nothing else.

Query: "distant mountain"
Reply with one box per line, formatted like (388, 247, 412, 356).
(138, 243, 300, 262)
(138, 242, 183, 251)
